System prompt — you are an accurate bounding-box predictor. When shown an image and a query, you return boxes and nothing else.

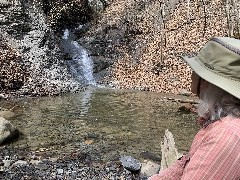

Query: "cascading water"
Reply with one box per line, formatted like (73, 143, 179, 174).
(61, 29, 96, 86)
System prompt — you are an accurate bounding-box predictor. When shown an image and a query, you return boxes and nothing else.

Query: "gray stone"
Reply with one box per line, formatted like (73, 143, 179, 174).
(0, 94, 7, 99)
(0, 117, 19, 145)
(179, 89, 192, 96)
(140, 160, 160, 177)
(57, 168, 64, 174)
(120, 156, 141, 172)
(13, 160, 28, 166)
(2, 160, 13, 168)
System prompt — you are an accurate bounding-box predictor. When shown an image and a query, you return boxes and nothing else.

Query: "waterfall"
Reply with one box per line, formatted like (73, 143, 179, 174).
(61, 29, 96, 86)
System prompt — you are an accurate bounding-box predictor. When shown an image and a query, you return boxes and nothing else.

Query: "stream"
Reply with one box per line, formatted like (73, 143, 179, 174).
(1, 87, 198, 163)
(1, 28, 199, 165)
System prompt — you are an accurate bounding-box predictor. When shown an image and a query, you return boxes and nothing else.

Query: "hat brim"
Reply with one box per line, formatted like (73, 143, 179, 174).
(182, 56, 240, 99)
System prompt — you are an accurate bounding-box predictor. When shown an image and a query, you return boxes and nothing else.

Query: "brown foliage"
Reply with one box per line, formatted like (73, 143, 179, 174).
(88, 0, 230, 94)
(0, 39, 28, 91)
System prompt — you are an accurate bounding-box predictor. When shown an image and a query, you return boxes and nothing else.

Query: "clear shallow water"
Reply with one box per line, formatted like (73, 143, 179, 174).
(1, 87, 199, 162)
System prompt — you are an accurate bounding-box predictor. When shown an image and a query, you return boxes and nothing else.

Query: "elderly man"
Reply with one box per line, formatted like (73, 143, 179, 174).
(150, 37, 240, 179)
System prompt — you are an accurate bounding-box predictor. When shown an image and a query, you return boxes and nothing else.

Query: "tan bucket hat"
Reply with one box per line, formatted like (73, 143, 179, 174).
(182, 37, 240, 99)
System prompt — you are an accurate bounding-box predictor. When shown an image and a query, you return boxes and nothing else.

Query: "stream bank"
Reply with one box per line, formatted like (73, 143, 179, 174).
(0, 88, 198, 179)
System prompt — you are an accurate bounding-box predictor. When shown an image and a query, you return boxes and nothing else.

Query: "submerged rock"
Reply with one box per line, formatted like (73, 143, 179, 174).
(0, 117, 19, 145)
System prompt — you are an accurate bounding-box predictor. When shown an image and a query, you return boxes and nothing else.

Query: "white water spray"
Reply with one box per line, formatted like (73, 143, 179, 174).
(62, 29, 96, 85)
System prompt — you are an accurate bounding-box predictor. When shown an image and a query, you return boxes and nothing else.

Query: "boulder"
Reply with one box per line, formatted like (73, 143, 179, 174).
(0, 117, 19, 145)
(140, 160, 160, 177)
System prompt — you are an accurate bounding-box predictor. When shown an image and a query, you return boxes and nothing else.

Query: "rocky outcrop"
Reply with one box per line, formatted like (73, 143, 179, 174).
(0, 117, 19, 145)
(0, 0, 86, 96)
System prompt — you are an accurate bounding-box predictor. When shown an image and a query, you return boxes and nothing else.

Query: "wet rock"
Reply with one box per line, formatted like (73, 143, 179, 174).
(120, 155, 141, 172)
(93, 57, 112, 73)
(0, 117, 19, 145)
(47, 0, 93, 31)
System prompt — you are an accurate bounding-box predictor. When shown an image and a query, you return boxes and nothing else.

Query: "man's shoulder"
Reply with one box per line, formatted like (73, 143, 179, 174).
(208, 116, 240, 136)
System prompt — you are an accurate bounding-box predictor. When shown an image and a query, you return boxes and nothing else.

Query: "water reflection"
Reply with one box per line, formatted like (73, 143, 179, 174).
(1, 88, 199, 161)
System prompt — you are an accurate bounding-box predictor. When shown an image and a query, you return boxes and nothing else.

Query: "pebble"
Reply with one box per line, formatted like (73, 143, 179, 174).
(57, 168, 64, 174)
(36, 163, 49, 170)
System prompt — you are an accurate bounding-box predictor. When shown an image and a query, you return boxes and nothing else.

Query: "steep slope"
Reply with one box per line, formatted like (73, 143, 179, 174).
(83, 0, 229, 94)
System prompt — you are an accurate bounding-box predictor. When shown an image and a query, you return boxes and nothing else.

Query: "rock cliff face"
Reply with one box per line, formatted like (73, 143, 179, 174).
(0, 0, 87, 96)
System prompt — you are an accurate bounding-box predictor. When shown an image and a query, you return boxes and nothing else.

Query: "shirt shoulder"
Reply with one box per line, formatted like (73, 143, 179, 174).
(207, 116, 240, 137)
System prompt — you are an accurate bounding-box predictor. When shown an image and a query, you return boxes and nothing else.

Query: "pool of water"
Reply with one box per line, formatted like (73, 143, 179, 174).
(1, 87, 199, 162)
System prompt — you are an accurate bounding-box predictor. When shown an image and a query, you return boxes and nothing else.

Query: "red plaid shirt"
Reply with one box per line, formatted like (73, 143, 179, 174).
(150, 116, 240, 180)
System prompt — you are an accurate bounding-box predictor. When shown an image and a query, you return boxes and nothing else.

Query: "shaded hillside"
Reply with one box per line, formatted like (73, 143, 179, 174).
(0, 0, 239, 97)
(0, 0, 94, 97)
(82, 0, 232, 94)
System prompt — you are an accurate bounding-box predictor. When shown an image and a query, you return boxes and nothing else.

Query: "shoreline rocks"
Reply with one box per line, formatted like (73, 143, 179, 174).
(0, 148, 143, 179)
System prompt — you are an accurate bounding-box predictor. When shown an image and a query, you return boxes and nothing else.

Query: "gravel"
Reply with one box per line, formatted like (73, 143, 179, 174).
(0, 146, 147, 180)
